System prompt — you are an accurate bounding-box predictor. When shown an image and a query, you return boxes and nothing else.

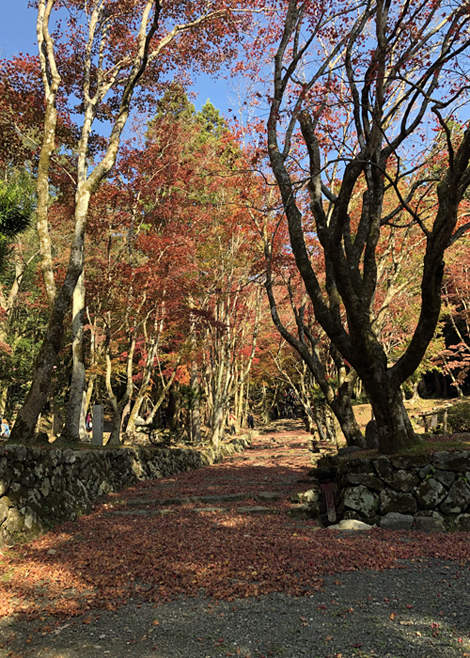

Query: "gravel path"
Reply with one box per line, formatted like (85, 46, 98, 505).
(1, 558, 469, 658)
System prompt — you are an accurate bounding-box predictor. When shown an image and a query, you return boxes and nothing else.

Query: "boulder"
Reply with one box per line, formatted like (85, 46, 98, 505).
(290, 488, 320, 504)
(379, 489, 417, 515)
(328, 519, 373, 531)
(414, 515, 446, 533)
(337, 446, 363, 456)
(434, 469, 456, 488)
(380, 512, 414, 530)
(341, 485, 378, 518)
(365, 420, 379, 450)
(439, 479, 470, 515)
(98, 480, 112, 496)
(5, 507, 24, 533)
(20, 469, 36, 489)
(340, 457, 373, 475)
(414, 478, 447, 509)
(390, 455, 430, 472)
(432, 451, 470, 472)
(341, 472, 384, 491)
(0, 496, 10, 525)
(308, 466, 337, 481)
(373, 456, 394, 480)
(419, 464, 433, 479)
(64, 449, 76, 464)
(384, 469, 419, 493)
(0, 473, 10, 497)
(454, 513, 470, 531)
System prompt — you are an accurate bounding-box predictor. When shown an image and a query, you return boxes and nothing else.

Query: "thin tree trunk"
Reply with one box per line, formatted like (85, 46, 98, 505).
(62, 271, 87, 442)
(410, 379, 421, 403)
(313, 402, 328, 442)
(190, 359, 201, 443)
(104, 319, 136, 446)
(105, 348, 121, 446)
(434, 371, 442, 398)
(51, 395, 63, 439)
(239, 381, 245, 428)
(126, 338, 159, 433)
(210, 405, 224, 449)
(0, 386, 8, 416)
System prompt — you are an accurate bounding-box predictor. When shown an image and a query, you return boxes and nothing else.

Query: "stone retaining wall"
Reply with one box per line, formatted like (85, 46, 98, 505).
(0, 436, 251, 546)
(311, 450, 470, 532)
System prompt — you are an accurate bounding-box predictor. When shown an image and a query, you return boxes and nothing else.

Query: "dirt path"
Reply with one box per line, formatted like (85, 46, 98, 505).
(1, 420, 470, 658)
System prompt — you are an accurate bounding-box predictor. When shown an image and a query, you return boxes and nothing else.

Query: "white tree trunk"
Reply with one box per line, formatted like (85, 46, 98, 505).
(63, 271, 87, 442)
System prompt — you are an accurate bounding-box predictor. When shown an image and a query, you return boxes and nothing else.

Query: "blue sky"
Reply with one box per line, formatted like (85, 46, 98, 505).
(0, 0, 233, 116)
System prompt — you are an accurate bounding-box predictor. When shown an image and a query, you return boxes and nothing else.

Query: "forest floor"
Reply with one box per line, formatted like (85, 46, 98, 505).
(1, 417, 470, 658)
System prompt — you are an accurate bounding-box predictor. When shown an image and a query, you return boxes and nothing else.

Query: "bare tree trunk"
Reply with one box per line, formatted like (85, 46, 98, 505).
(126, 338, 158, 433)
(210, 405, 225, 449)
(166, 384, 180, 431)
(190, 359, 201, 443)
(363, 373, 417, 453)
(313, 402, 328, 442)
(434, 371, 442, 398)
(51, 395, 63, 439)
(11, 273, 82, 441)
(105, 348, 121, 447)
(410, 379, 421, 403)
(62, 271, 87, 442)
(236, 380, 245, 429)
(0, 386, 8, 416)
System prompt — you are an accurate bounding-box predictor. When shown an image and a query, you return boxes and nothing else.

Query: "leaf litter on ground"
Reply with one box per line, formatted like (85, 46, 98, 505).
(1, 423, 470, 623)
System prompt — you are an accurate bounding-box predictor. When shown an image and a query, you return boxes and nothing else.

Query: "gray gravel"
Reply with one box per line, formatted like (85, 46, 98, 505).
(1, 558, 469, 658)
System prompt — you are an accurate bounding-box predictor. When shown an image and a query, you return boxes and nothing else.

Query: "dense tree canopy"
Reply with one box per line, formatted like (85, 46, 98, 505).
(1, 0, 470, 452)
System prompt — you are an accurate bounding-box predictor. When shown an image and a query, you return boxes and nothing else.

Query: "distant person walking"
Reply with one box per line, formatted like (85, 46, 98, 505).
(0, 417, 10, 438)
(247, 413, 254, 430)
(229, 411, 236, 435)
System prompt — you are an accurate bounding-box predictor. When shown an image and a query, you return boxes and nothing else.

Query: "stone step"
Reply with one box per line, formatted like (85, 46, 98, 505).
(235, 452, 305, 461)
(235, 506, 280, 515)
(255, 492, 282, 501)
(120, 491, 284, 508)
(108, 497, 316, 519)
(107, 506, 281, 517)
(110, 509, 176, 517)
(124, 497, 192, 507)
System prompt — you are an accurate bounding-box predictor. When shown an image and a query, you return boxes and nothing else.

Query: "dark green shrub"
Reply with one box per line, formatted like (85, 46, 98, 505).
(447, 401, 470, 434)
